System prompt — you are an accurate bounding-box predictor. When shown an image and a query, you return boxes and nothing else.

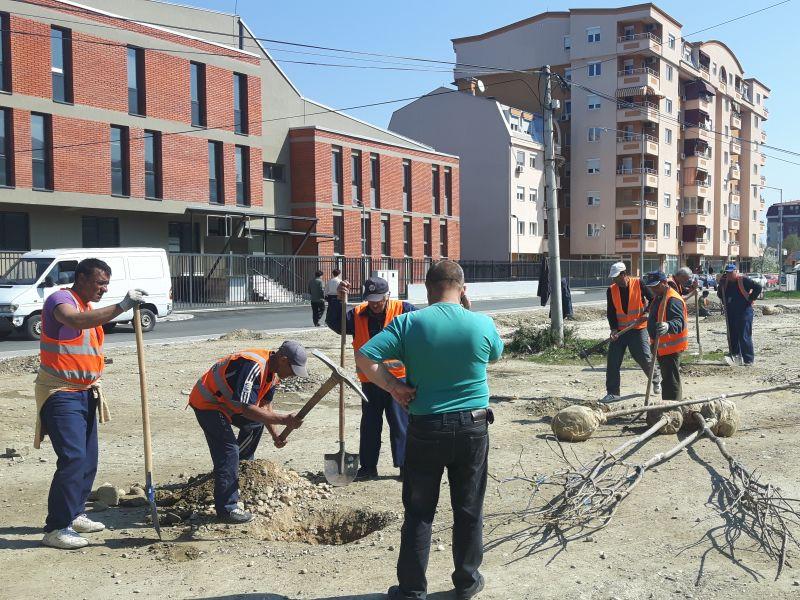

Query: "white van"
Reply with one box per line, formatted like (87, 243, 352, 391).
(0, 248, 172, 340)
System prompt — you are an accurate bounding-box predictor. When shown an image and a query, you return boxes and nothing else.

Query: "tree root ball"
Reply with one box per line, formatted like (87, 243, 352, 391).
(551, 405, 602, 441)
(679, 403, 706, 432)
(645, 403, 684, 434)
(701, 399, 740, 437)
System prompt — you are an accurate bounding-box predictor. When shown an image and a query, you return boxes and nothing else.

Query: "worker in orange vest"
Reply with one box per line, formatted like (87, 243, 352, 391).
(326, 276, 417, 481)
(35, 258, 147, 550)
(645, 271, 689, 402)
(668, 266, 699, 298)
(188, 341, 306, 524)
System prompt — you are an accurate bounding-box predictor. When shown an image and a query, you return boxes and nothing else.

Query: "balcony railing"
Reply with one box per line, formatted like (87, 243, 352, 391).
(616, 167, 658, 175)
(618, 67, 659, 78)
(617, 133, 658, 143)
(617, 101, 659, 112)
(617, 32, 662, 44)
(616, 233, 657, 240)
(683, 208, 708, 215)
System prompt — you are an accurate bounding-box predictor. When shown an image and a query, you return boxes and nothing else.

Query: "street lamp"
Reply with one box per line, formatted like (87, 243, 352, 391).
(753, 184, 783, 272)
(510, 214, 520, 262)
(601, 224, 608, 257)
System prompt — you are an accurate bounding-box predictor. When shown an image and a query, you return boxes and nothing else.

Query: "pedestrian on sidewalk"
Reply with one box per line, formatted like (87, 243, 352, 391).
(325, 268, 342, 312)
(646, 271, 688, 403)
(717, 263, 762, 366)
(308, 270, 325, 326)
(356, 260, 503, 600)
(35, 258, 147, 549)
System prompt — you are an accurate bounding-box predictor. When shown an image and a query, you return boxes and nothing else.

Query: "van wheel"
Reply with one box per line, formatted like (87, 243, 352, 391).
(102, 323, 117, 333)
(25, 315, 42, 340)
(138, 308, 156, 333)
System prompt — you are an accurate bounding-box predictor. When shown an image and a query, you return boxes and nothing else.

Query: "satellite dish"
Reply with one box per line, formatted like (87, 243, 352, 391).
(476, 79, 486, 93)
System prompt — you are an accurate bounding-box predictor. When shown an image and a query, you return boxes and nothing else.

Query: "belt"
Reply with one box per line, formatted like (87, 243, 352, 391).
(409, 408, 493, 424)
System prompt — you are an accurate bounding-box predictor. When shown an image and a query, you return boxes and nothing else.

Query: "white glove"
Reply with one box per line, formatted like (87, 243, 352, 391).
(656, 322, 669, 336)
(118, 289, 148, 312)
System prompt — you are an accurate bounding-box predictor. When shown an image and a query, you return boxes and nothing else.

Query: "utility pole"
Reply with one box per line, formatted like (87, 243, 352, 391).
(639, 130, 646, 275)
(543, 65, 564, 345)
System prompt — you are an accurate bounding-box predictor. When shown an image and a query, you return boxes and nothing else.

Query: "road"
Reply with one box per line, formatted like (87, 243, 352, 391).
(0, 290, 606, 357)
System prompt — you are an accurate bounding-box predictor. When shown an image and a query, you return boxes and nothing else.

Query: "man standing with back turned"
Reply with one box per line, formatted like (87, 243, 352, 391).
(356, 260, 503, 600)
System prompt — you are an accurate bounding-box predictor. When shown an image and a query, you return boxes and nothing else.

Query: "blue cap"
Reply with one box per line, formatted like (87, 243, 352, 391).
(725, 262, 737, 272)
(363, 276, 390, 301)
(644, 271, 668, 286)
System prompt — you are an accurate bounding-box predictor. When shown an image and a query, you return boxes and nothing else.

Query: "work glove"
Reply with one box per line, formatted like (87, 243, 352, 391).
(118, 289, 148, 312)
(656, 321, 669, 336)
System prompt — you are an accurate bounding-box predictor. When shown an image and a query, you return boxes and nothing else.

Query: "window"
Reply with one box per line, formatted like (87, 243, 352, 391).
(0, 13, 9, 92)
(588, 127, 602, 142)
(233, 73, 248, 134)
(432, 165, 440, 214)
(587, 192, 600, 206)
(528, 188, 537, 203)
(516, 186, 525, 201)
(588, 61, 601, 77)
(665, 98, 673, 114)
(712, 62, 717, 76)
(753, 115, 760, 129)
(664, 161, 672, 176)
(564, 68, 572, 82)
(402, 159, 412, 211)
(82, 216, 119, 248)
(168, 222, 199, 253)
(51, 27, 72, 103)
(529, 154, 536, 168)
(333, 211, 344, 255)
(362, 213, 371, 255)
(587, 27, 600, 43)
(0, 108, 12, 187)
(351, 151, 362, 205)
(444, 167, 452, 216)
(208, 141, 223, 204)
(723, 203, 728, 216)
(31, 114, 52, 191)
(529, 222, 538, 236)
(588, 95, 601, 110)
(753, 163, 758, 175)
(668, 34, 676, 49)
(332, 147, 343, 204)
(370, 154, 380, 208)
(587, 223, 600, 237)
(518, 220, 525, 235)
(753, 209, 757, 221)
(235, 145, 250, 206)
(664, 192, 671, 207)
(110, 126, 130, 196)
(206, 215, 230, 237)
(0, 212, 29, 250)
(515, 150, 525, 166)
(143, 130, 162, 199)
(563, 35, 571, 50)
(510, 114, 520, 131)
(664, 128, 672, 144)
(403, 218, 412, 256)
(724, 151, 729, 165)
(723, 230, 728, 242)
(724, 125, 729, 137)
(756, 93, 761, 104)
(666, 65, 673, 81)
(663, 223, 670, 238)
(263, 162, 284, 181)
(439, 220, 448, 256)
(564, 100, 572, 116)
(190, 62, 206, 127)
(587, 158, 600, 174)
(381, 215, 390, 256)
(127, 46, 145, 115)
(423, 220, 432, 257)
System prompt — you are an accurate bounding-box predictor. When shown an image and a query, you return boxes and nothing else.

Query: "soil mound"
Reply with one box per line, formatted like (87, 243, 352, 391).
(218, 329, 267, 341)
(0, 355, 39, 376)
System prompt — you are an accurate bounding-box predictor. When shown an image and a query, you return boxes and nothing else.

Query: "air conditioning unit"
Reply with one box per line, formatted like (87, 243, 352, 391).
(679, 211, 685, 217)
(680, 153, 686, 159)
(515, 164, 524, 174)
(679, 241, 684, 247)
(558, 114, 570, 121)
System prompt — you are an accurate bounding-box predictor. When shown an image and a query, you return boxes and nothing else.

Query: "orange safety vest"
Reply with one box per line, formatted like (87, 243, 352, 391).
(39, 289, 105, 385)
(610, 278, 646, 330)
(189, 349, 279, 421)
(353, 300, 406, 383)
(655, 287, 688, 356)
(723, 275, 752, 303)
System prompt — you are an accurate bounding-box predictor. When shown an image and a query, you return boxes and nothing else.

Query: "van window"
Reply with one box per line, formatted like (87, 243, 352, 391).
(48, 260, 79, 286)
(128, 255, 164, 280)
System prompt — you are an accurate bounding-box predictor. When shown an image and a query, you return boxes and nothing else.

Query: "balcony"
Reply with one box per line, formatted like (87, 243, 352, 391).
(683, 151, 711, 171)
(617, 32, 662, 55)
(699, 65, 711, 82)
(616, 234, 657, 253)
(761, 175, 767, 186)
(617, 67, 661, 93)
(729, 243, 740, 256)
(760, 196, 766, 209)
(685, 126, 712, 142)
(615, 200, 658, 221)
(730, 139, 741, 155)
(731, 112, 742, 129)
(616, 168, 659, 188)
(682, 210, 709, 227)
(760, 221, 766, 233)
(682, 239, 709, 255)
(684, 97, 712, 112)
(729, 218, 740, 231)
(684, 180, 711, 197)
(761, 130, 767, 143)
(617, 101, 659, 123)
(730, 191, 740, 204)
(729, 164, 741, 180)
(759, 153, 766, 166)
(616, 134, 659, 156)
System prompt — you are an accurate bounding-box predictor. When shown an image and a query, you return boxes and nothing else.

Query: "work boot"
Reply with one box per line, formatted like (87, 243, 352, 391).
(221, 508, 254, 524)
(599, 393, 620, 404)
(71, 513, 105, 533)
(354, 467, 378, 482)
(653, 382, 662, 395)
(42, 527, 89, 550)
(455, 573, 486, 600)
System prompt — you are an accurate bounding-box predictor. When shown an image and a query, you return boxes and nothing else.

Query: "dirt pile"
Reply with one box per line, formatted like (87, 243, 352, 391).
(0, 355, 39, 376)
(218, 328, 267, 341)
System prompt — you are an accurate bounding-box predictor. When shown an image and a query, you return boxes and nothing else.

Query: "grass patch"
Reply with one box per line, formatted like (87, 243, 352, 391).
(683, 350, 726, 364)
(763, 290, 800, 300)
(506, 324, 606, 365)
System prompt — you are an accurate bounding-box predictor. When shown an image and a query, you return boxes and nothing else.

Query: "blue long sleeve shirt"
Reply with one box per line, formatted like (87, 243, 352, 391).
(325, 297, 417, 338)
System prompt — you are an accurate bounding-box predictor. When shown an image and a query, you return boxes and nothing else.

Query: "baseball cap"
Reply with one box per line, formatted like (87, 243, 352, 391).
(363, 276, 389, 302)
(275, 340, 308, 377)
(608, 262, 627, 278)
(644, 271, 668, 286)
(724, 262, 737, 272)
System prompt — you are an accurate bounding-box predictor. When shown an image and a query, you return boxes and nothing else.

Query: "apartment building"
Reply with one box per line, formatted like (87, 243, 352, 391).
(449, 3, 768, 273)
(0, 0, 459, 261)
(390, 88, 545, 261)
(766, 200, 800, 249)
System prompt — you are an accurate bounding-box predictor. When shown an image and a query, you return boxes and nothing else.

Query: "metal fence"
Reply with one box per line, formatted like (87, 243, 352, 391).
(0, 251, 23, 275)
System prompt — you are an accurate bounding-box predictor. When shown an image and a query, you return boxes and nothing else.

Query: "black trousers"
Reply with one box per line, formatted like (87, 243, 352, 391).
(657, 352, 682, 402)
(310, 300, 325, 325)
(392, 410, 489, 600)
(605, 328, 660, 395)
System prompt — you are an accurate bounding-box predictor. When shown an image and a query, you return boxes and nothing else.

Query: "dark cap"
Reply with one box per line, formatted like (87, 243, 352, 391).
(363, 276, 389, 302)
(644, 271, 668, 286)
(725, 262, 737, 272)
(275, 340, 308, 377)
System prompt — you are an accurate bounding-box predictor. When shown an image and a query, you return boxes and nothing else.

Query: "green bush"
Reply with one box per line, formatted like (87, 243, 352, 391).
(506, 324, 606, 363)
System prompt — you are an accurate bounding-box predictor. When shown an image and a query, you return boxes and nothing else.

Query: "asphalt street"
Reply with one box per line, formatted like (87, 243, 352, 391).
(0, 289, 606, 357)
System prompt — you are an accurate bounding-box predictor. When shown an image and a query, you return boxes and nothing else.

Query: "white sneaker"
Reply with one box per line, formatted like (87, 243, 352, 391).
(600, 394, 620, 404)
(42, 527, 89, 550)
(71, 513, 105, 533)
(653, 382, 662, 395)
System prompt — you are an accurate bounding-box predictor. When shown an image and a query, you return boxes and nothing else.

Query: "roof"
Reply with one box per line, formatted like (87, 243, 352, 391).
(745, 76, 771, 93)
(700, 40, 745, 74)
(766, 200, 800, 217)
(287, 125, 459, 159)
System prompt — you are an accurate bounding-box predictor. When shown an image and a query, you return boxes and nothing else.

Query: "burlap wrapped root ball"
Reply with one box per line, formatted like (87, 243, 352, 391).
(645, 402, 684, 434)
(551, 405, 603, 441)
(701, 398, 740, 437)
(680, 403, 707, 432)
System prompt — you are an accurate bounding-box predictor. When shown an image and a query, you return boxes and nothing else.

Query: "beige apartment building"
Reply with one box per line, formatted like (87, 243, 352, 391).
(448, 2, 769, 273)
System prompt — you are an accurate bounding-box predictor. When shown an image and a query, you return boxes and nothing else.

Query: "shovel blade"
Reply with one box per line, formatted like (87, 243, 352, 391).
(323, 450, 359, 487)
(145, 474, 162, 540)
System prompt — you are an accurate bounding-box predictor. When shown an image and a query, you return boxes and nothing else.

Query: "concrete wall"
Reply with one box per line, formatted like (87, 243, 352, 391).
(407, 280, 540, 304)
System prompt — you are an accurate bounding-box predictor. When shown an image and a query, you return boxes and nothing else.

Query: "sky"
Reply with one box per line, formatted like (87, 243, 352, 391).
(183, 0, 799, 207)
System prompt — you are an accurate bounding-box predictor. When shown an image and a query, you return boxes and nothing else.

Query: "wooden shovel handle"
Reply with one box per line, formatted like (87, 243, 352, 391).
(277, 375, 339, 442)
(133, 305, 154, 475)
(339, 291, 347, 443)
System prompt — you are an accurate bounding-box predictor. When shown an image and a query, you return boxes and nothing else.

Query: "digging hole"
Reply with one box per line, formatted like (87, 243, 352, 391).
(271, 506, 396, 545)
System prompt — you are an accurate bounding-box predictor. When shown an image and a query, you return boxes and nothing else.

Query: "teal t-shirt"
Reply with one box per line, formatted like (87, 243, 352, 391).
(358, 302, 504, 415)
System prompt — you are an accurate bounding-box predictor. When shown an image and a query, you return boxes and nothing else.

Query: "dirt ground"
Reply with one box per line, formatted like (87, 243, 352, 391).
(2, 299, 800, 599)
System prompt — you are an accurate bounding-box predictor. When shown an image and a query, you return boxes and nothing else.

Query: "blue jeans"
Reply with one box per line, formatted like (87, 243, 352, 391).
(40, 389, 98, 532)
(727, 306, 755, 364)
(360, 382, 408, 471)
(193, 408, 264, 516)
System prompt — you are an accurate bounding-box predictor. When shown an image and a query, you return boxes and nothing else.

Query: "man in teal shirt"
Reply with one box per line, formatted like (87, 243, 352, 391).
(357, 260, 503, 600)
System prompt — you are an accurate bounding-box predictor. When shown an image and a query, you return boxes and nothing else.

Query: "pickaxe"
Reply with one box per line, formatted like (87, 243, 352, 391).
(578, 312, 648, 370)
(277, 349, 368, 443)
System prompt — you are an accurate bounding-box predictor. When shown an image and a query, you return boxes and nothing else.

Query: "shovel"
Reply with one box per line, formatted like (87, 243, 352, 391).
(323, 290, 359, 486)
(719, 281, 738, 367)
(133, 305, 162, 540)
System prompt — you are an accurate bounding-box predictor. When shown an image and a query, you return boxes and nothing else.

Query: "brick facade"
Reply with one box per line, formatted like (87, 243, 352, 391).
(289, 127, 460, 261)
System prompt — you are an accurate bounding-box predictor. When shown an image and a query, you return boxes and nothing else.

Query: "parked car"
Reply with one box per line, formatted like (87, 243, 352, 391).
(0, 247, 172, 340)
(746, 273, 768, 289)
(765, 274, 779, 288)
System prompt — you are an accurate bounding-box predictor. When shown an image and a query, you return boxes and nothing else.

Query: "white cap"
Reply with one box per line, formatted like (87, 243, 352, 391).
(608, 262, 627, 278)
